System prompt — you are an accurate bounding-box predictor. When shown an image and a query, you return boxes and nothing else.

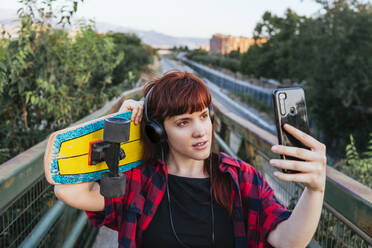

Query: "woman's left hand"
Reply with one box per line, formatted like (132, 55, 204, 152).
(119, 99, 144, 125)
(270, 124, 327, 193)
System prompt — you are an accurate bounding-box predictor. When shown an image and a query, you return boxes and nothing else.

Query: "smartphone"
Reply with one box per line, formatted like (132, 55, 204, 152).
(272, 88, 310, 173)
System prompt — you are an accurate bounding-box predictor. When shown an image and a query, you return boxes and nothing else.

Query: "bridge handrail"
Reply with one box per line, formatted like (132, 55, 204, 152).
(180, 54, 371, 242)
(213, 99, 372, 244)
(0, 84, 371, 246)
(0, 87, 143, 212)
(0, 87, 144, 248)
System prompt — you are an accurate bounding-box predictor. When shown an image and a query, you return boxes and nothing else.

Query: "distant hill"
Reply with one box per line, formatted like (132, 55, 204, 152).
(0, 9, 209, 49)
(95, 22, 209, 49)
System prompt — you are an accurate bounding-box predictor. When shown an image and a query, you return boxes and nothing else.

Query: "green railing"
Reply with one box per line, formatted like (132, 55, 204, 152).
(0, 85, 371, 247)
(0, 87, 143, 248)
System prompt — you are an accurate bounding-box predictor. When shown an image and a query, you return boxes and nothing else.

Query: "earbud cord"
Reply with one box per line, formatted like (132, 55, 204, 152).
(210, 154, 215, 248)
(163, 147, 190, 248)
(162, 147, 215, 248)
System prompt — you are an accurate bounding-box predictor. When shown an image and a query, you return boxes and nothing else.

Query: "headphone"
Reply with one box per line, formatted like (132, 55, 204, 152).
(144, 85, 216, 247)
(143, 86, 214, 144)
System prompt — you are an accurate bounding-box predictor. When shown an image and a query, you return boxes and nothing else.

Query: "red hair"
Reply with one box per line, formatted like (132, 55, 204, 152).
(141, 70, 232, 215)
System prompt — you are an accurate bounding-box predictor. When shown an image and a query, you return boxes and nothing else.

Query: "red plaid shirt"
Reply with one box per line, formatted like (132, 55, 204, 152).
(86, 153, 291, 248)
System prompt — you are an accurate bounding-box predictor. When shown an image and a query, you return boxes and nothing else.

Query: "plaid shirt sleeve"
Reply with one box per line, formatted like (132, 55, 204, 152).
(84, 169, 136, 232)
(238, 159, 291, 248)
(85, 195, 124, 231)
(255, 170, 291, 247)
(84, 166, 155, 248)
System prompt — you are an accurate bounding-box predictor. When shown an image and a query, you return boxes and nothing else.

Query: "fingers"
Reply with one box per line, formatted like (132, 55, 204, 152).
(272, 167, 325, 193)
(271, 145, 316, 161)
(119, 99, 135, 112)
(283, 124, 326, 152)
(270, 159, 315, 173)
(272, 170, 315, 185)
(119, 100, 144, 125)
(270, 158, 324, 175)
(270, 136, 327, 192)
(131, 102, 143, 125)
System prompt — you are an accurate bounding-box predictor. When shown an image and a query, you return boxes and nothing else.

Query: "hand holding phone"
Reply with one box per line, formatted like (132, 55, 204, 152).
(272, 87, 310, 173)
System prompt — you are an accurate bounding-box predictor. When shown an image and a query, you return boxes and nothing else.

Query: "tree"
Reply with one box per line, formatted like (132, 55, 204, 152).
(240, 1, 372, 157)
(106, 32, 154, 85)
(0, 0, 155, 163)
(241, 9, 307, 81)
(303, 0, 372, 155)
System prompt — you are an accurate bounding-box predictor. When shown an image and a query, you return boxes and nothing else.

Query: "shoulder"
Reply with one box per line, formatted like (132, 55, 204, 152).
(123, 159, 161, 177)
(123, 159, 166, 189)
(219, 152, 266, 188)
(219, 152, 259, 175)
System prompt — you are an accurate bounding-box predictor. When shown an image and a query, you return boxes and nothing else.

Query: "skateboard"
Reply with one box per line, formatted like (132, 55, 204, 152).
(44, 111, 143, 186)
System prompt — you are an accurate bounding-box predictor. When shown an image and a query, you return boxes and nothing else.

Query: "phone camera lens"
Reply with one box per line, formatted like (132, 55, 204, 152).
(279, 93, 286, 99)
(290, 107, 296, 114)
(278, 92, 287, 115)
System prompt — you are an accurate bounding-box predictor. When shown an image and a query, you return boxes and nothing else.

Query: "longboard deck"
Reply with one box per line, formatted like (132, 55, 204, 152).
(47, 111, 143, 184)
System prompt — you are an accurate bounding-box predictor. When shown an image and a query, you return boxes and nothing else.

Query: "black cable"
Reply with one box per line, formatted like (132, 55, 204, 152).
(162, 147, 215, 248)
(209, 154, 215, 248)
(163, 147, 191, 248)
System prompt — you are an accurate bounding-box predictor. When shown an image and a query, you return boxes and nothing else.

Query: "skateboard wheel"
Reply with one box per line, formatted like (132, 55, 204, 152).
(100, 172, 126, 198)
(104, 117, 130, 143)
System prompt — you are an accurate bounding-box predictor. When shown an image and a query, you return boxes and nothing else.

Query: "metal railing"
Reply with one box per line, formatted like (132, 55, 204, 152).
(212, 99, 372, 248)
(179, 55, 371, 247)
(0, 81, 371, 248)
(0, 176, 54, 247)
(179, 56, 274, 106)
(0, 87, 144, 248)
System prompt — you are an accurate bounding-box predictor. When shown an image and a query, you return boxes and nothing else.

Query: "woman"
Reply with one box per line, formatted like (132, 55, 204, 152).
(50, 71, 326, 248)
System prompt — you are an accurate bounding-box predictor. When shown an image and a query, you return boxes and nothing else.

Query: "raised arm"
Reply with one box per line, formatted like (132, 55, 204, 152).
(267, 124, 326, 248)
(43, 99, 144, 212)
(54, 181, 104, 211)
(44, 131, 105, 211)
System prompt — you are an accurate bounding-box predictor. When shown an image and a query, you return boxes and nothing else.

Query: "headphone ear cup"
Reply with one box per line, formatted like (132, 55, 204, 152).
(209, 105, 214, 123)
(143, 87, 167, 144)
(145, 121, 167, 144)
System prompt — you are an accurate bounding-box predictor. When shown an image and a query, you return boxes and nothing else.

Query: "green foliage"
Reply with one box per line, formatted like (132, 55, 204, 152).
(0, 0, 154, 164)
(186, 49, 240, 72)
(296, 0, 372, 157)
(172, 45, 189, 52)
(240, 0, 372, 157)
(335, 134, 372, 188)
(230, 92, 274, 120)
(241, 9, 309, 81)
(107, 32, 155, 85)
(226, 50, 241, 59)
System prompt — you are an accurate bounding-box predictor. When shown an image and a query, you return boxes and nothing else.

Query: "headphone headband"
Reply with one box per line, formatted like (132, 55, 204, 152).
(143, 87, 153, 123)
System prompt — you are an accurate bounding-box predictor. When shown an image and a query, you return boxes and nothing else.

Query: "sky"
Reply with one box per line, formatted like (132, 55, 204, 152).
(0, 0, 322, 38)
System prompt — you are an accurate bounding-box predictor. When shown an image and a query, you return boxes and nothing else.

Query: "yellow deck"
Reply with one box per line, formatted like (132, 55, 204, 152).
(56, 121, 143, 175)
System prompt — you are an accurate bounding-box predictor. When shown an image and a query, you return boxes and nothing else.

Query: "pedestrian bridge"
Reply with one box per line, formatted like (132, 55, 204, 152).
(1, 85, 371, 248)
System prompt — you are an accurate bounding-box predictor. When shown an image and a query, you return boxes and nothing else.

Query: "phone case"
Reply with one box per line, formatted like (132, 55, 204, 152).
(272, 88, 310, 173)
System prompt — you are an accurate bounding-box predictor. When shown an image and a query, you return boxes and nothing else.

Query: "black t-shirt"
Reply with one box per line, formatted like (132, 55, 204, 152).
(142, 174, 234, 248)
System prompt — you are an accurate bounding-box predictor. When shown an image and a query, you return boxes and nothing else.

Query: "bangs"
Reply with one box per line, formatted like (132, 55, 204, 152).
(166, 79, 211, 117)
(149, 72, 211, 121)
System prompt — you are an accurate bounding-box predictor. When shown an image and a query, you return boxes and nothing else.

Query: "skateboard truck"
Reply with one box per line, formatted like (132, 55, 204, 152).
(89, 141, 126, 165)
(98, 117, 130, 198)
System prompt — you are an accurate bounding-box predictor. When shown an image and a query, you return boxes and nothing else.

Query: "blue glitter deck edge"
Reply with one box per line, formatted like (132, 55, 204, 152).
(50, 112, 143, 184)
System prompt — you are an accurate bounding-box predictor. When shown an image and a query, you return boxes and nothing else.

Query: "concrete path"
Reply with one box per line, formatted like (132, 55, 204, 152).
(92, 226, 118, 248)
